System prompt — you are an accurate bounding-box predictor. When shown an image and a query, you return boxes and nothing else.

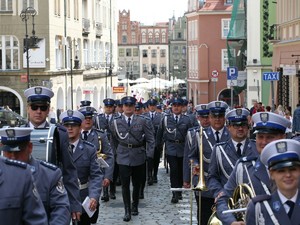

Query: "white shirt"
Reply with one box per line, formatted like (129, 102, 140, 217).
(277, 189, 298, 214)
(70, 139, 80, 153)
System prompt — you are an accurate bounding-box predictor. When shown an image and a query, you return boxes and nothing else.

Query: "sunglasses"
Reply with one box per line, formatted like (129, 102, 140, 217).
(30, 105, 48, 111)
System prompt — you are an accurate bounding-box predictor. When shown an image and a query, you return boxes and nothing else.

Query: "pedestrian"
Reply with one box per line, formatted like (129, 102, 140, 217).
(1, 127, 71, 224)
(60, 110, 103, 225)
(157, 97, 193, 204)
(110, 96, 155, 222)
(24, 86, 82, 222)
(246, 139, 300, 224)
(48, 106, 57, 124)
(216, 112, 291, 225)
(292, 103, 300, 135)
(0, 128, 48, 225)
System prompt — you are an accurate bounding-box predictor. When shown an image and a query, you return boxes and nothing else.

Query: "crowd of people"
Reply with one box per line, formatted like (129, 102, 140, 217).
(1, 88, 300, 225)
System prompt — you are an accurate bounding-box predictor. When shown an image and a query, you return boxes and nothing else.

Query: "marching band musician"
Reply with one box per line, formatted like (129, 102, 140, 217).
(157, 97, 193, 204)
(216, 112, 291, 225)
(1, 127, 71, 225)
(0, 129, 48, 225)
(246, 139, 300, 225)
(207, 108, 258, 200)
(187, 100, 230, 225)
(110, 96, 155, 222)
(60, 110, 103, 225)
(79, 106, 114, 225)
(194, 104, 211, 128)
(24, 86, 82, 222)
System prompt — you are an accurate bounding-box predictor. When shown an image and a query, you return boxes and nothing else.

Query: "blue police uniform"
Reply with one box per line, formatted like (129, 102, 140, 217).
(208, 108, 258, 198)
(217, 112, 292, 225)
(183, 99, 198, 127)
(110, 96, 155, 222)
(60, 110, 103, 225)
(157, 97, 193, 203)
(0, 156, 48, 225)
(246, 139, 300, 225)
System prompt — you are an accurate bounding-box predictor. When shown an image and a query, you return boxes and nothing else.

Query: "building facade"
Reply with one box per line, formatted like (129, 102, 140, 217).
(0, 0, 118, 116)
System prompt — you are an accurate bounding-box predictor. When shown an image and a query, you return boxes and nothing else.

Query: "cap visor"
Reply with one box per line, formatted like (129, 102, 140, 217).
(270, 161, 300, 170)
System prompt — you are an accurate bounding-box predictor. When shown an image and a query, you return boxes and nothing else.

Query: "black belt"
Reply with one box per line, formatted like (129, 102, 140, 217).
(118, 142, 145, 148)
(168, 140, 184, 144)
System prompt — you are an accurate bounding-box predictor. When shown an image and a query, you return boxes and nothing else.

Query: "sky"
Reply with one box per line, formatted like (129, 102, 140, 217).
(117, 0, 188, 25)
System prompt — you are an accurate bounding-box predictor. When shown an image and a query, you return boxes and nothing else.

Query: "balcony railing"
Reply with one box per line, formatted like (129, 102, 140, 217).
(269, 24, 280, 43)
(94, 22, 103, 38)
(82, 18, 90, 35)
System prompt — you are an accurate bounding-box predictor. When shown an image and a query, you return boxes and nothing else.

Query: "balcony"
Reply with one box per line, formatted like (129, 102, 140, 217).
(82, 18, 90, 35)
(94, 22, 103, 38)
(269, 24, 280, 43)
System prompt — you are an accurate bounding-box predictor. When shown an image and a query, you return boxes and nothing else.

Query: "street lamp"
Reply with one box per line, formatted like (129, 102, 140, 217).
(70, 39, 79, 110)
(20, 7, 39, 88)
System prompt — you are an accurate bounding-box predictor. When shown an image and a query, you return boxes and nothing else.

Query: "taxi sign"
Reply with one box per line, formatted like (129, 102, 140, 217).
(263, 72, 279, 81)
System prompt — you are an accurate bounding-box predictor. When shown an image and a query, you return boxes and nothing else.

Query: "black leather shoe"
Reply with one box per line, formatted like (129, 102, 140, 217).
(139, 193, 144, 199)
(131, 206, 139, 216)
(148, 176, 153, 185)
(109, 192, 116, 199)
(123, 208, 131, 222)
(178, 192, 182, 200)
(171, 196, 178, 203)
(153, 176, 158, 183)
(101, 188, 109, 202)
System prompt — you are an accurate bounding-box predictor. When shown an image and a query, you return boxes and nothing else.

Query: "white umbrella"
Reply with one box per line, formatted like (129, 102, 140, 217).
(173, 78, 186, 84)
(134, 77, 149, 83)
(118, 78, 135, 84)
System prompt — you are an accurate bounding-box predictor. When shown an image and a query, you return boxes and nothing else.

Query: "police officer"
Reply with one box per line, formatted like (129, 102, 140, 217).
(182, 99, 198, 126)
(208, 108, 258, 200)
(144, 98, 163, 184)
(80, 100, 92, 107)
(157, 97, 193, 203)
(24, 86, 82, 222)
(60, 110, 103, 225)
(115, 99, 124, 116)
(1, 127, 71, 225)
(134, 102, 144, 115)
(216, 112, 291, 225)
(0, 130, 48, 225)
(246, 139, 300, 225)
(194, 104, 211, 128)
(110, 96, 155, 222)
(187, 100, 230, 225)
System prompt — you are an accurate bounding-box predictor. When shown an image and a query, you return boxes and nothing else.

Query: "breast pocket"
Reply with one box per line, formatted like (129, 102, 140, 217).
(0, 197, 21, 209)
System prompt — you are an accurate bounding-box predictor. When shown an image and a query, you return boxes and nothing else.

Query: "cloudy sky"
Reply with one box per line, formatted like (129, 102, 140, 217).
(117, 0, 188, 25)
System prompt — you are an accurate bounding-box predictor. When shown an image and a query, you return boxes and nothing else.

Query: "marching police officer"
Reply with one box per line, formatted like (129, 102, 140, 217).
(194, 104, 211, 128)
(187, 100, 230, 225)
(246, 139, 300, 225)
(80, 100, 92, 107)
(79, 105, 114, 222)
(60, 110, 103, 225)
(217, 112, 291, 225)
(110, 96, 155, 222)
(115, 99, 124, 116)
(0, 130, 48, 225)
(182, 99, 198, 127)
(24, 86, 82, 222)
(157, 97, 193, 203)
(208, 108, 258, 200)
(1, 127, 71, 225)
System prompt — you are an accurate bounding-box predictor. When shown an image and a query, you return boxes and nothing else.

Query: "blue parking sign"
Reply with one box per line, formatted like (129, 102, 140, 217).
(227, 67, 238, 80)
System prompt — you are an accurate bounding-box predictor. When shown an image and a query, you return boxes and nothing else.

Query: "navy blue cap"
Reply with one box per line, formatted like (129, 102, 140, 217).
(170, 97, 183, 105)
(78, 106, 97, 117)
(80, 100, 91, 107)
(135, 102, 144, 110)
(261, 139, 300, 170)
(195, 104, 209, 116)
(225, 108, 249, 124)
(103, 98, 115, 106)
(115, 99, 123, 106)
(156, 104, 162, 110)
(252, 112, 291, 134)
(121, 96, 137, 105)
(59, 110, 85, 125)
(0, 127, 33, 152)
(183, 99, 188, 106)
(147, 99, 158, 106)
(24, 86, 54, 104)
(207, 101, 228, 115)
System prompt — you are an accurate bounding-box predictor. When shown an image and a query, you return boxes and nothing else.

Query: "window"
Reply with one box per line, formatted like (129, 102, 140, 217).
(0, 35, 19, 70)
(133, 48, 139, 57)
(74, 0, 79, 20)
(142, 33, 146, 43)
(173, 46, 179, 55)
(162, 33, 166, 43)
(54, 0, 61, 16)
(155, 33, 160, 43)
(182, 46, 186, 55)
(55, 36, 63, 69)
(1, 0, 13, 11)
(83, 39, 90, 66)
(122, 22, 127, 30)
(221, 49, 235, 71)
(132, 32, 136, 44)
(177, 32, 182, 39)
(133, 61, 138, 71)
(142, 50, 148, 57)
(126, 49, 132, 57)
(119, 48, 125, 57)
(222, 19, 230, 39)
(148, 33, 153, 43)
(122, 35, 127, 44)
(151, 49, 156, 58)
(151, 64, 157, 74)
(22, 0, 35, 9)
(160, 49, 166, 57)
(225, 0, 233, 4)
(143, 64, 148, 72)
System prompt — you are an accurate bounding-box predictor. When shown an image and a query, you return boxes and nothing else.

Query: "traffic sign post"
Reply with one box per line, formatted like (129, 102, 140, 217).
(263, 72, 280, 111)
(211, 70, 219, 100)
(227, 67, 238, 108)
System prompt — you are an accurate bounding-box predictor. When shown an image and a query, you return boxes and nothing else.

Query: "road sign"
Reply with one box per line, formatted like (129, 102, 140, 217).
(227, 67, 238, 80)
(211, 78, 218, 82)
(263, 72, 280, 81)
(211, 70, 219, 78)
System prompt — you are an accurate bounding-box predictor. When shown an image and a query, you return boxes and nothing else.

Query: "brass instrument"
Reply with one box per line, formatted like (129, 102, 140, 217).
(96, 136, 107, 160)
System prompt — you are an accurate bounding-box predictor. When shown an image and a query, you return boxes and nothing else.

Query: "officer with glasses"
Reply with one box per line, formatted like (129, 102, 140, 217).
(24, 86, 82, 223)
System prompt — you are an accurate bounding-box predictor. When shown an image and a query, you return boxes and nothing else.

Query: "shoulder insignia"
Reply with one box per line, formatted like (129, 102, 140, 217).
(56, 177, 65, 194)
(216, 141, 226, 146)
(40, 160, 58, 171)
(5, 158, 27, 169)
(94, 128, 104, 134)
(83, 140, 96, 148)
(252, 194, 271, 203)
(238, 156, 258, 163)
(114, 115, 122, 119)
(182, 114, 189, 118)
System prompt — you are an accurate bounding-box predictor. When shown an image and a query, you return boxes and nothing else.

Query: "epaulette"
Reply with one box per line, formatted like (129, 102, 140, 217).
(216, 141, 226, 146)
(40, 160, 58, 171)
(83, 140, 96, 148)
(140, 115, 150, 120)
(238, 156, 258, 163)
(252, 194, 271, 203)
(182, 114, 189, 118)
(5, 158, 27, 169)
(94, 128, 104, 134)
(114, 115, 122, 119)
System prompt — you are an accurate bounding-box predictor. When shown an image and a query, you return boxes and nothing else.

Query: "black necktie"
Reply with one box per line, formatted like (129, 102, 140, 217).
(236, 143, 242, 157)
(70, 144, 75, 154)
(151, 113, 154, 120)
(106, 115, 110, 122)
(215, 131, 220, 143)
(175, 115, 178, 124)
(286, 200, 295, 218)
(128, 117, 131, 127)
(83, 131, 88, 140)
